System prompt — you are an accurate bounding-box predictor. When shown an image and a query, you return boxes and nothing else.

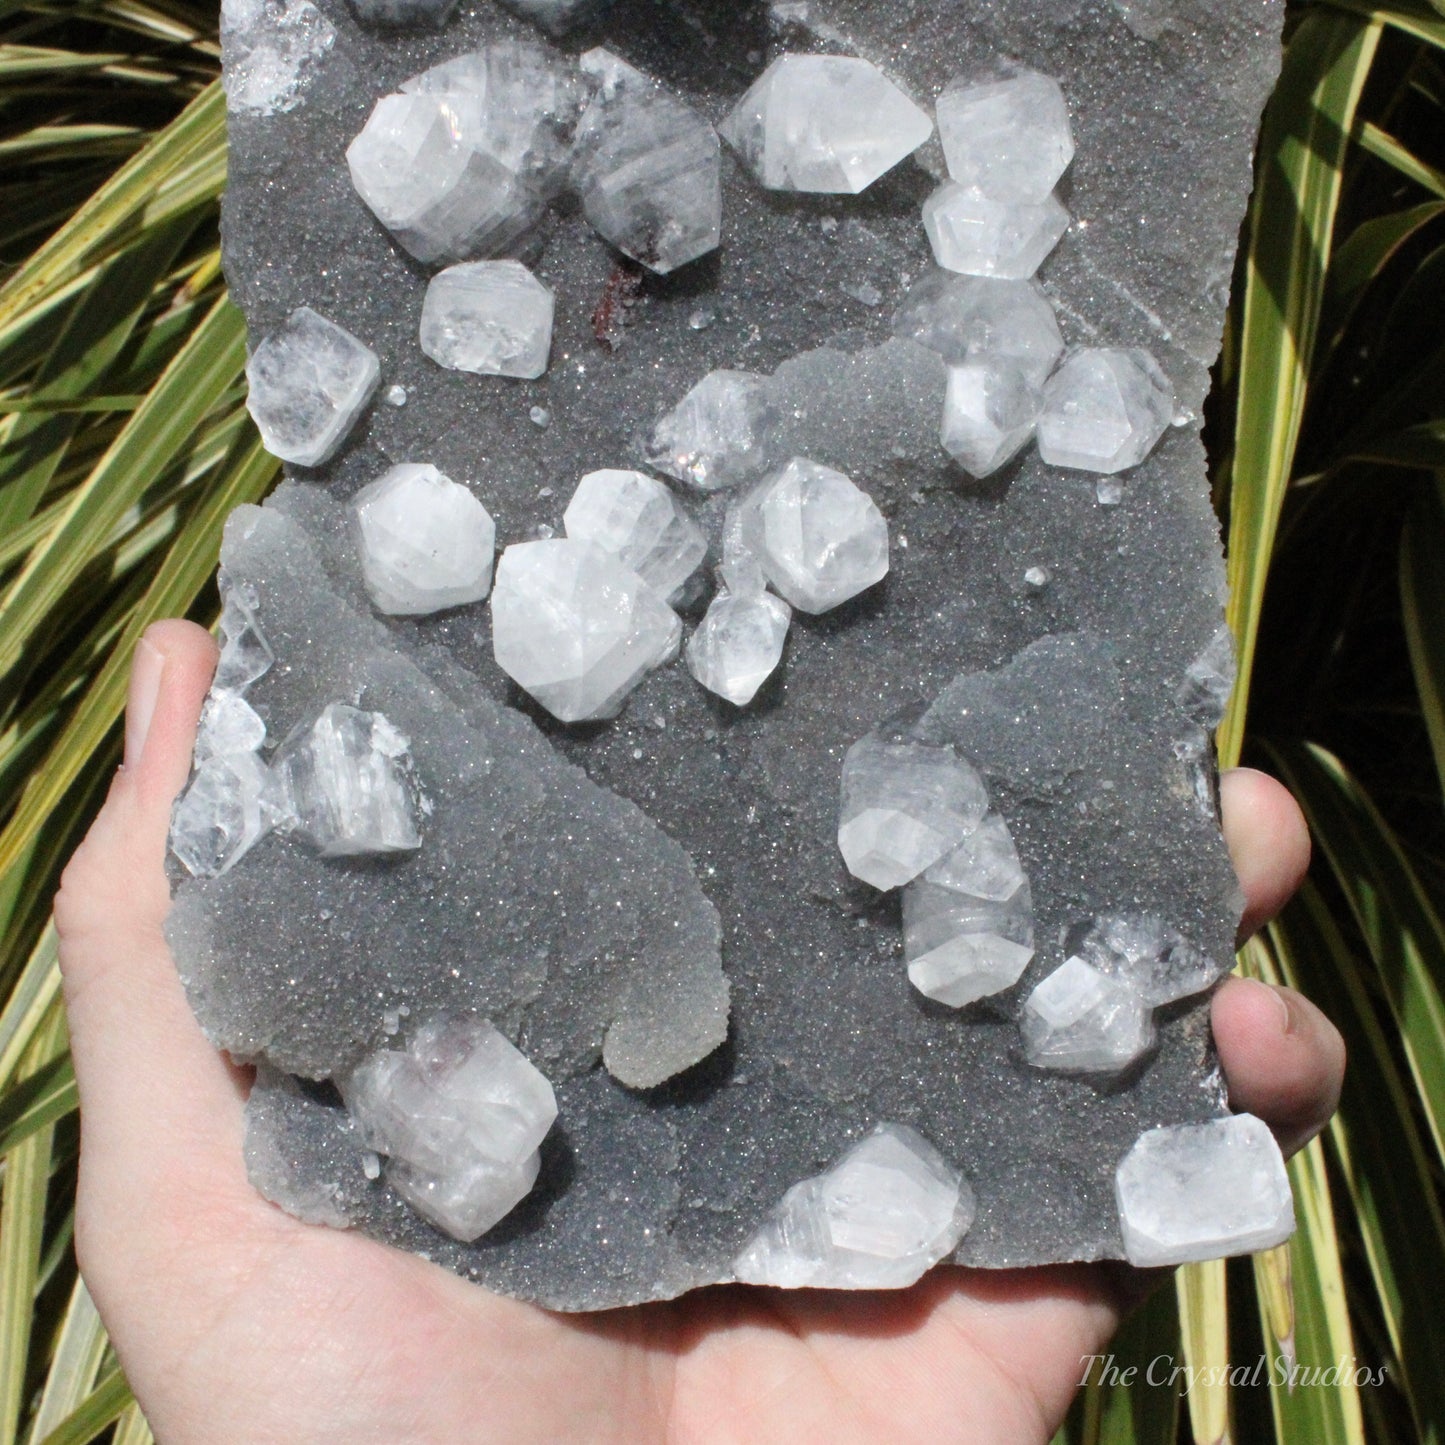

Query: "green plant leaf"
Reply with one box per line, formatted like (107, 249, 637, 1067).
(0, 1048, 74, 1155)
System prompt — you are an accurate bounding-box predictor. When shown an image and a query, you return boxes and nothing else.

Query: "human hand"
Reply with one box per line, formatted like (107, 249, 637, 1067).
(55, 621, 1344, 1444)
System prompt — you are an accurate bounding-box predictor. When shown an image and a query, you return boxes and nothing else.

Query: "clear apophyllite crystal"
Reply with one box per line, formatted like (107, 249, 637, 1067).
(1019, 955, 1154, 1073)
(490, 538, 682, 723)
(940, 361, 1041, 478)
(562, 469, 706, 600)
(194, 692, 268, 762)
(924, 813, 1027, 902)
(1037, 348, 1175, 474)
(245, 307, 380, 468)
(419, 260, 555, 378)
(170, 752, 275, 879)
(837, 735, 989, 890)
(720, 55, 933, 195)
(349, 0, 455, 24)
(1114, 1115, 1295, 1266)
(270, 703, 424, 857)
(646, 370, 779, 492)
(904, 881, 1035, 1008)
(221, 0, 335, 116)
(922, 182, 1070, 280)
(353, 464, 496, 615)
(894, 271, 1065, 390)
(213, 575, 275, 693)
(346, 42, 581, 265)
(1178, 623, 1236, 726)
(935, 61, 1074, 203)
(1079, 914, 1222, 1008)
(732, 1123, 974, 1288)
(686, 590, 792, 706)
(342, 1014, 558, 1242)
(571, 49, 721, 274)
(733, 458, 889, 615)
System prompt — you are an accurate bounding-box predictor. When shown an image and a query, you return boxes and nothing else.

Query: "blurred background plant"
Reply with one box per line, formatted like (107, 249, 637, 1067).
(0, 2, 1439, 1442)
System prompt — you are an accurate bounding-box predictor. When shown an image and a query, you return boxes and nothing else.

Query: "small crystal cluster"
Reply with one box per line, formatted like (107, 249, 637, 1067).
(221, 0, 336, 116)
(342, 1014, 558, 1241)
(732, 1123, 975, 1288)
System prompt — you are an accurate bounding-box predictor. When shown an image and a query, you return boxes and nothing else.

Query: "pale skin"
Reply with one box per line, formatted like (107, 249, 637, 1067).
(55, 620, 1345, 1445)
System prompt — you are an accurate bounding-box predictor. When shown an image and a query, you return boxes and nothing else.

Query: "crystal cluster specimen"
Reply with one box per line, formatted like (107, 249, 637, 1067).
(419, 261, 555, 378)
(244, 308, 379, 467)
(353, 464, 496, 615)
(1038, 348, 1176, 474)
(721, 55, 933, 195)
(341, 1014, 558, 1241)
(1115, 1115, 1294, 1266)
(733, 1124, 975, 1289)
(221, 0, 336, 116)
(1020, 956, 1155, 1073)
(562, 469, 705, 600)
(646, 370, 779, 492)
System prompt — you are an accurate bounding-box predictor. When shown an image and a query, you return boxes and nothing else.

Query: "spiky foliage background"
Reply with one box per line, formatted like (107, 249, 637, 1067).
(0, 3, 1440, 1442)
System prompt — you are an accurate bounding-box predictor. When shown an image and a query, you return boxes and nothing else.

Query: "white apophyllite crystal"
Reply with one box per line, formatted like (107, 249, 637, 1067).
(213, 574, 275, 693)
(721, 55, 933, 195)
(354, 464, 496, 615)
(170, 752, 275, 879)
(1114, 1115, 1295, 1266)
(490, 538, 682, 723)
(572, 49, 721, 274)
(686, 590, 792, 706)
(894, 272, 1065, 390)
(904, 881, 1035, 1009)
(734, 458, 889, 614)
(562, 469, 706, 600)
(732, 1123, 974, 1289)
(923, 182, 1070, 280)
(245, 307, 380, 467)
(1037, 348, 1175, 474)
(342, 1014, 558, 1242)
(221, 0, 335, 116)
(349, 0, 455, 24)
(346, 43, 581, 265)
(1178, 623, 1236, 726)
(419, 260, 555, 378)
(1079, 914, 1222, 1008)
(935, 62, 1074, 203)
(646, 370, 779, 492)
(1020, 955, 1154, 1073)
(940, 361, 1041, 478)
(271, 703, 424, 857)
(194, 692, 268, 762)
(837, 735, 989, 890)
(924, 813, 1027, 903)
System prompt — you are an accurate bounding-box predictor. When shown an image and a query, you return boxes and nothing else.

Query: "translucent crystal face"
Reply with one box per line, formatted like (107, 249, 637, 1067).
(894, 272, 1064, 389)
(940, 361, 1041, 478)
(170, 752, 274, 879)
(572, 49, 721, 274)
(903, 880, 1035, 1008)
(221, 0, 335, 117)
(213, 575, 275, 693)
(1114, 1115, 1295, 1267)
(1019, 955, 1154, 1074)
(1037, 347, 1175, 474)
(244, 307, 380, 467)
(1178, 623, 1236, 726)
(837, 735, 989, 890)
(732, 1123, 974, 1289)
(686, 590, 792, 706)
(646, 370, 779, 492)
(923, 182, 1070, 280)
(922, 813, 1027, 903)
(562, 469, 706, 600)
(935, 61, 1075, 203)
(419, 260, 555, 378)
(738, 458, 889, 615)
(1079, 913, 1222, 1008)
(354, 464, 497, 616)
(721, 55, 934, 195)
(195, 693, 268, 762)
(490, 538, 683, 723)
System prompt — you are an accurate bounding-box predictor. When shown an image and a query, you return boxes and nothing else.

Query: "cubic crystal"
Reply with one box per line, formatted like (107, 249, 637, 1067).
(922, 813, 1027, 903)
(245, 307, 379, 467)
(894, 271, 1064, 389)
(923, 182, 1070, 280)
(904, 880, 1035, 1008)
(1079, 914, 1222, 1008)
(1020, 955, 1154, 1073)
(420, 260, 554, 378)
(936, 62, 1074, 203)
(491, 538, 683, 723)
(1114, 1115, 1295, 1266)
(940, 361, 1041, 477)
(686, 591, 792, 706)
(348, 0, 455, 24)
(733, 1123, 973, 1289)
(646, 370, 779, 492)
(571, 49, 721, 274)
(213, 575, 275, 693)
(734, 458, 889, 615)
(195, 692, 268, 762)
(271, 703, 424, 857)
(1178, 624, 1236, 726)
(720, 55, 933, 195)
(1038, 348, 1175, 474)
(341, 1014, 557, 1242)
(221, 0, 335, 117)
(562, 469, 706, 599)
(838, 735, 988, 890)
(346, 43, 581, 265)
(170, 752, 274, 879)
(353, 464, 496, 615)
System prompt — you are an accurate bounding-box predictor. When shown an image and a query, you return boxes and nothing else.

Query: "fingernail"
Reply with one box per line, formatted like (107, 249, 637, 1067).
(124, 638, 165, 770)
(1257, 979, 1294, 1036)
